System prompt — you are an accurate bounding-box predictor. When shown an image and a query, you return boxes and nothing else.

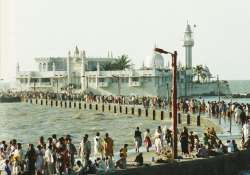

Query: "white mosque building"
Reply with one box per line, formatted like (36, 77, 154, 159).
(16, 24, 231, 97)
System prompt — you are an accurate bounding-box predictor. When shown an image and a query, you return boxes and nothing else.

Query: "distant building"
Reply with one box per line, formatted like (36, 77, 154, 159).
(16, 24, 231, 97)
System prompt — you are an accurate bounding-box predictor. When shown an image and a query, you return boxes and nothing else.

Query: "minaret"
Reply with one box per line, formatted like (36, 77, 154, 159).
(74, 46, 79, 57)
(183, 23, 194, 69)
(81, 50, 86, 91)
(67, 50, 71, 85)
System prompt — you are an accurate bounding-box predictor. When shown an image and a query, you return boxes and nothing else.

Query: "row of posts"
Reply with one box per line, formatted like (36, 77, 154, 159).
(26, 98, 201, 126)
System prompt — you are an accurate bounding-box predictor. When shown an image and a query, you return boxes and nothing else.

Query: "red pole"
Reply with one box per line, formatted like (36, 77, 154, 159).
(172, 51, 178, 159)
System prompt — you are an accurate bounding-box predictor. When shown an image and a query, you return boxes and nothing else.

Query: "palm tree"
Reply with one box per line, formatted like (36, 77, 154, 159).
(102, 54, 131, 70)
(114, 54, 131, 70)
(193, 65, 204, 82)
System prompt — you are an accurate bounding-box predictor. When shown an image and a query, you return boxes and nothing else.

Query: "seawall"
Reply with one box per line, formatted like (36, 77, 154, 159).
(109, 150, 250, 175)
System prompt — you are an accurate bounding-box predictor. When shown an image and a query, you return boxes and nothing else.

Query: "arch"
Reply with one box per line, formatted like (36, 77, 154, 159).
(43, 63, 46, 71)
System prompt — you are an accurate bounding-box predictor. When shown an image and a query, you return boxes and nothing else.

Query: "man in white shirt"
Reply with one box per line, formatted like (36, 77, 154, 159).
(44, 145, 55, 175)
(242, 120, 250, 143)
(79, 135, 91, 168)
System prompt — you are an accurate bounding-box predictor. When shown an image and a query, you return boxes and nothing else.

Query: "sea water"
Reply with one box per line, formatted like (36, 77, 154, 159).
(0, 102, 171, 152)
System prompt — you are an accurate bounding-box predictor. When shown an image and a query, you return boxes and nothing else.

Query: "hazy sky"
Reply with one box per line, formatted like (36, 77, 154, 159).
(1, 0, 250, 80)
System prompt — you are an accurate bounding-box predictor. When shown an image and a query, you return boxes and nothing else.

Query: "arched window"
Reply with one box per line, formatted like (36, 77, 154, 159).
(43, 63, 46, 71)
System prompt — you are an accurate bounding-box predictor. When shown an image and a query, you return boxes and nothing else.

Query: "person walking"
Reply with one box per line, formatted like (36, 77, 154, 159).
(35, 145, 44, 175)
(25, 144, 37, 174)
(103, 133, 114, 159)
(134, 127, 142, 153)
(242, 120, 250, 143)
(66, 138, 77, 170)
(144, 129, 152, 152)
(180, 127, 189, 156)
(94, 132, 104, 159)
(44, 145, 55, 175)
(79, 135, 91, 168)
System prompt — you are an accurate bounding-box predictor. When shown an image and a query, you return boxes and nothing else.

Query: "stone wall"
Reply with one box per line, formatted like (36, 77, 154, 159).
(109, 150, 250, 175)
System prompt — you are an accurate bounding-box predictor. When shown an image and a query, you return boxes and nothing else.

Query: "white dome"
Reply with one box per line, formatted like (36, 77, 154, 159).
(144, 52, 164, 69)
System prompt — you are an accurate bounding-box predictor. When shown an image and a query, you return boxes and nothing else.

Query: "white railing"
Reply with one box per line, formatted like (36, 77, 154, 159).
(129, 81, 141, 87)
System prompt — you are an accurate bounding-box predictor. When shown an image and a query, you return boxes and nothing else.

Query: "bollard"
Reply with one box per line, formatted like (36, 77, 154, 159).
(30, 99, 32, 104)
(125, 107, 128, 114)
(187, 114, 191, 125)
(84, 103, 86, 109)
(35, 99, 38, 104)
(114, 105, 117, 113)
(74, 102, 76, 108)
(119, 106, 122, 113)
(108, 105, 111, 111)
(145, 109, 148, 117)
(65, 101, 67, 108)
(138, 108, 141, 116)
(153, 110, 156, 120)
(197, 115, 201, 126)
(169, 111, 172, 119)
(26, 99, 28, 103)
(178, 113, 181, 124)
(60, 101, 62, 107)
(79, 102, 81, 109)
(96, 104, 98, 110)
(69, 101, 72, 108)
(46, 100, 48, 106)
(102, 104, 104, 112)
(50, 100, 53, 107)
(40, 99, 43, 105)
(160, 111, 164, 120)
(131, 107, 134, 115)
(89, 104, 92, 110)
(55, 101, 58, 107)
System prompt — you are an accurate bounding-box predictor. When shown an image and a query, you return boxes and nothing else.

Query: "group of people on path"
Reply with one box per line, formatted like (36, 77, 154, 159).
(0, 132, 116, 175)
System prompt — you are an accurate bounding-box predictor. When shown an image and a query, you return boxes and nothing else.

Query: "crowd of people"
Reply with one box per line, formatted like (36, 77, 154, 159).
(3, 91, 250, 117)
(1, 121, 250, 174)
(0, 133, 115, 175)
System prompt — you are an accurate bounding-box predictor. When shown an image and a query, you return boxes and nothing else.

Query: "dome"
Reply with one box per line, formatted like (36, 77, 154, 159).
(144, 52, 164, 69)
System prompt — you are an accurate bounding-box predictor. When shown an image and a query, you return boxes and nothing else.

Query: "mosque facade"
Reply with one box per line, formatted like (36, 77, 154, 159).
(16, 24, 231, 97)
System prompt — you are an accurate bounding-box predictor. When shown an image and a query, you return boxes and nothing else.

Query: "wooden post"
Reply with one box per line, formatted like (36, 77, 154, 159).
(161, 111, 164, 120)
(197, 115, 201, 126)
(178, 113, 181, 124)
(138, 108, 141, 116)
(102, 104, 104, 112)
(153, 110, 156, 120)
(187, 114, 191, 125)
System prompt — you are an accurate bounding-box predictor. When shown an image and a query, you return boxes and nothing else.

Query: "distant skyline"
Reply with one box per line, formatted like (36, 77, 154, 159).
(1, 0, 250, 80)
